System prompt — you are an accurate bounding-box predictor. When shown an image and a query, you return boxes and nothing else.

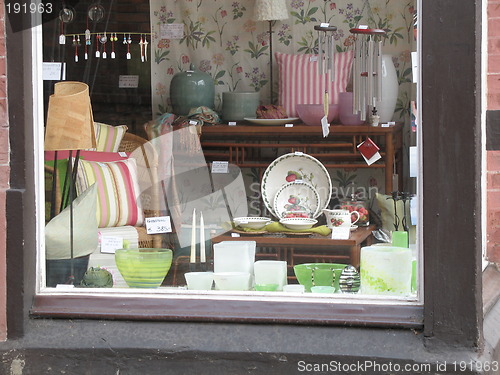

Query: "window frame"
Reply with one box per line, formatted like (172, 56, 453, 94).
(16, 0, 475, 338)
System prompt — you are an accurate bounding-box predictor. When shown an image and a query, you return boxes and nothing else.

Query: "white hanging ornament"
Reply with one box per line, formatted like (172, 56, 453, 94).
(95, 34, 100, 58)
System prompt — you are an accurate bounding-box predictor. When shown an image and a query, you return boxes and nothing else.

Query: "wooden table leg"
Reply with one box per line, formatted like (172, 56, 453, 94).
(385, 132, 394, 193)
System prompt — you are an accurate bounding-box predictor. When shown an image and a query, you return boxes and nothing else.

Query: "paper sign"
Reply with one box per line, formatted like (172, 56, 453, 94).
(285, 123, 294, 127)
(101, 236, 124, 254)
(160, 23, 184, 39)
(119, 75, 139, 88)
(211, 161, 229, 174)
(357, 138, 380, 160)
(228, 122, 237, 126)
(231, 233, 241, 237)
(321, 116, 330, 137)
(118, 152, 127, 158)
(146, 216, 172, 234)
(331, 226, 350, 240)
(409, 146, 418, 177)
(43, 62, 66, 81)
(410, 196, 417, 226)
(411, 51, 418, 83)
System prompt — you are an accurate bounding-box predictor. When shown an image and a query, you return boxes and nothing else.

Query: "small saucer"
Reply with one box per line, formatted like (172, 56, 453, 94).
(350, 225, 358, 231)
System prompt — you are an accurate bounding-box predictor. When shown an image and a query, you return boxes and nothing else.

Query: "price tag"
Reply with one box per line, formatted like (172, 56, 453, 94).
(231, 233, 241, 237)
(228, 121, 237, 126)
(320, 22, 330, 27)
(160, 23, 184, 39)
(189, 120, 198, 125)
(331, 227, 350, 240)
(285, 123, 294, 128)
(211, 161, 229, 174)
(321, 116, 330, 137)
(118, 152, 127, 158)
(101, 236, 124, 254)
(381, 123, 390, 128)
(294, 151, 303, 156)
(358, 25, 369, 29)
(145, 216, 172, 234)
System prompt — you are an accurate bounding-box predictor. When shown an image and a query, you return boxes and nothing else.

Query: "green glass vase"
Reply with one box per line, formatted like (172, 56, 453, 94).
(170, 63, 215, 116)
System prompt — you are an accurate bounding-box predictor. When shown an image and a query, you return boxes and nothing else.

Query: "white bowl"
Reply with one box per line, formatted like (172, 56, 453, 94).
(213, 272, 251, 291)
(233, 217, 271, 230)
(279, 217, 318, 230)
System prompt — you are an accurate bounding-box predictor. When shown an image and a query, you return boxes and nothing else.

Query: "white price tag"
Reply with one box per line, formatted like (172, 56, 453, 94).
(145, 216, 172, 234)
(331, 227, 350, 240)
(381, 123, 390, 128)
(231, 233, 241, 237)
(358, 25, 369, 29)
(211, 161, 229, 174)
(228, 122, 237, 126)
(320, 22, 330, 27)
(321, 116, 330, 137)
(294, 151, 303, 156)
(118, 152, 127, 157)
(285, 123, 294, 128)
(189, 120, 198, 125)
(101, 236, 124, 254)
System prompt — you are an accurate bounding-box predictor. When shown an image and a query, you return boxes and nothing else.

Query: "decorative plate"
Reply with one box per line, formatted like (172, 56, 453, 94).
(273, 181, 320, 220)
(261, 152, 332, 218)
(243, 117, 300, 126)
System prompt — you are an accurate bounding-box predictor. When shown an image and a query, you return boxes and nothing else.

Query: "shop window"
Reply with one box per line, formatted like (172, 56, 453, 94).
(35, 0, 423, 323)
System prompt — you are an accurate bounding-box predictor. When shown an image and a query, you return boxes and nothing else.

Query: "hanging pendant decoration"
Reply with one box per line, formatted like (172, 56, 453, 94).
(139, 34, 144, 63)
(126, 34, 132, 60)
(314, 23, 337, 137)
(95, 34, 100, 57)
(143, 35, 148, 62)
(100, 32, 108, 59)
(349, 27, 386, 122)
(111, 33, 117, 59)
(72, 35, 80, 62)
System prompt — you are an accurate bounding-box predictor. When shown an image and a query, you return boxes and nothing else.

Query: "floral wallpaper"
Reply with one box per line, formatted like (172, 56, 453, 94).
(150, 0, 417, 213)
(150, 0, 416, 120)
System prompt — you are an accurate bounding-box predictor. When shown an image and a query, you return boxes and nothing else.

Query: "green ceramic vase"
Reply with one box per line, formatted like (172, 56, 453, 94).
(170, 63, 215, 116)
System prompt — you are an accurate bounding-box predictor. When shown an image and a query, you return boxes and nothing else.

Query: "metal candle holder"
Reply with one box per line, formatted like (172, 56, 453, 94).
(349, 27, 386, 122)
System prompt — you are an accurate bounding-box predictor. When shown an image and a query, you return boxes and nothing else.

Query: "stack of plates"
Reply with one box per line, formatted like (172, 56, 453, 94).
(261, 152, 332, 219)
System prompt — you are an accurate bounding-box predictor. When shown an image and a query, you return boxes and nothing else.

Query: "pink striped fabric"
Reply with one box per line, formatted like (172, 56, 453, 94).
(275, 51, 353, 117)
(74, 158, 144, 228)
(93, 122, 128, 152)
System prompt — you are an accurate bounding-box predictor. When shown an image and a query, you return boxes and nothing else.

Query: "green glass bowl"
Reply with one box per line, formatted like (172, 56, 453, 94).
(293, 263, 348, 292)
(115, 248, 173, 288)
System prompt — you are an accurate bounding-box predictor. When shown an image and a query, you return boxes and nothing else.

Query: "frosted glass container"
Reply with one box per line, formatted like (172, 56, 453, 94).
(213, 241, 256, 288)
(360, 245, 412, 296)
(254, 260, 287, 291)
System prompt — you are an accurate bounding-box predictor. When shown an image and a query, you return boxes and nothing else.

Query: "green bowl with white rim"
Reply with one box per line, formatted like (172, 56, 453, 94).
(115, 248, 173, 288)
(294, 263, 348, 292)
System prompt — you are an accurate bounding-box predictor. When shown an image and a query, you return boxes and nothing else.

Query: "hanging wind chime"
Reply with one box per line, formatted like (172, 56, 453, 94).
(349, 27, 386, 124)
(314, 23, 337, 136)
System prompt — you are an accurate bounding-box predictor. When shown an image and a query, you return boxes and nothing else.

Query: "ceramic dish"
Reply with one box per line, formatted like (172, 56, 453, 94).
(279, 217, 318, 230)
(243, 117, 300, 126)
(261, 152, 332, 218)
(273, 181, 320, 220)
(350, 225, 358, 231)
(233, 216, 272, 230)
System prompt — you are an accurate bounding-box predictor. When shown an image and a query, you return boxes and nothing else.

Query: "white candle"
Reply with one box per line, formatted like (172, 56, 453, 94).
(190, 208, 196, 263)
(200, 212, 206, 263)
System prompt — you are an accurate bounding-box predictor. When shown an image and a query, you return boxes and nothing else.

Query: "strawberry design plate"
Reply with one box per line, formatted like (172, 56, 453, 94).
(261, 152, 332, 218)
(273, 181, 320, 220)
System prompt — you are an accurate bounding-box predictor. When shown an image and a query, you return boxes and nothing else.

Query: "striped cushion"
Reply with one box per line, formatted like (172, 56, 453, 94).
(275, 51, 353, 117)
(94, 122, 128, 152)
(75, 158, 144, 228)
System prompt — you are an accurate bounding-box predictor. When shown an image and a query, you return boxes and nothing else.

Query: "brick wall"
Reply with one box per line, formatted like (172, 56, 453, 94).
(488, 0, 500, 263)
(0, 0, 8, 342)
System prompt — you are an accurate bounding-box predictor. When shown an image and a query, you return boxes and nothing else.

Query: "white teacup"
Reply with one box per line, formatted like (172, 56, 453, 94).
(323, 209, 360, 229)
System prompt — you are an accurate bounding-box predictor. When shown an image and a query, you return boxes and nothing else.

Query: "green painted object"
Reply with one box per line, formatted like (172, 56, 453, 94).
(170, 63, 215, 116)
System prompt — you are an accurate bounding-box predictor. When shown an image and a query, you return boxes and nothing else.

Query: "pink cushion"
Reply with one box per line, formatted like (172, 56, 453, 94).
(75, 158, 144, 228)
(275, 51, 353, 117)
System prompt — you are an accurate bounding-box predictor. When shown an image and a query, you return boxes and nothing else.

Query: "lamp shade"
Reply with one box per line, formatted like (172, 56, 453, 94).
(254, 0, 288, 21)
(44, 81, 96, 151)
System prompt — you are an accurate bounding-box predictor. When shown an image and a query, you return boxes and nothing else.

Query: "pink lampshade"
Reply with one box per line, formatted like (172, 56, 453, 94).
(254, 0, 289, 21)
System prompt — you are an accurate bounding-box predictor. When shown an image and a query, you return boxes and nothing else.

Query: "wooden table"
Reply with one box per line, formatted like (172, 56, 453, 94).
(211, 225, 375, 281)
(201, 123, 403, 193)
